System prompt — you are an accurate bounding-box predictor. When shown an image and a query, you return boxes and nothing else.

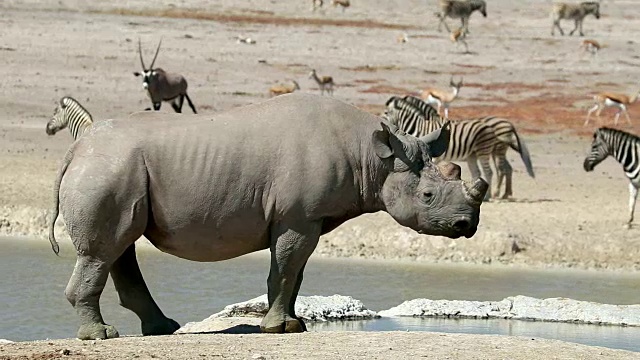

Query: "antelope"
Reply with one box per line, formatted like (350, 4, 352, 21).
(450, 27, 469, 53)
(133, 39, 197, 114)
(312, 0, 323, 11)
(397, 33, 410, 43)
(551, 2, 600, 37)
(309, 69, 335, 96)
(436, 0, 487, 35)
(584, 90, 640, 126)
(420, 77, 463, 119)
(580, 39, 603, 56)
(236, 35, 257, 45)
(332, 0, 350, 12)
(269, 80, 300, 97)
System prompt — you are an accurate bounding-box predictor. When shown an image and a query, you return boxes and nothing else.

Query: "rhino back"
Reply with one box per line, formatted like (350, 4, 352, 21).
(78, 94, 380, 241)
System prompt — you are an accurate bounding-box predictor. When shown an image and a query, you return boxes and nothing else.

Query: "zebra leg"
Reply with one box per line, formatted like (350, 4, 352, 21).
(478, 155, 493, 200)
(627, 183, 638, 228)
(466, 155, 482, 180)
(496, 154, 513, 199)
(569, 19, 579, 36)
(110, 244, 180, 336)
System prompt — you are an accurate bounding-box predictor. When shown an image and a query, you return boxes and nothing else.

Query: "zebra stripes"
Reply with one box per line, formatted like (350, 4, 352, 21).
(383, 95, 535, 199)
(46, 96, 94, 140)
(584, 127, 640, 226)
(436, 0, 487, 34)
(551, 2, 600, 36)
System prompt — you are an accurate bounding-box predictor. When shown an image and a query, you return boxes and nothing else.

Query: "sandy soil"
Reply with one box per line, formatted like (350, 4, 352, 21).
(2, 0, 640, 358)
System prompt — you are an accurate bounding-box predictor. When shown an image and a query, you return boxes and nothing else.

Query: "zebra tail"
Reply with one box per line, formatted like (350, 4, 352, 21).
(511, 130, 535, 178)
(48, 145, 76, 255)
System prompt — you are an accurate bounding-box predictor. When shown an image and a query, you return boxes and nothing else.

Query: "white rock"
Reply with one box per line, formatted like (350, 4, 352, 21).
(178, 294, 377, 333)
(0, 339, 14, 344)
(378, 295, 640, 327)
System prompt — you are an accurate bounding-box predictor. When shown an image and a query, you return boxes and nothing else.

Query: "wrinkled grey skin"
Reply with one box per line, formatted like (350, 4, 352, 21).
(48, 93, 488, 340)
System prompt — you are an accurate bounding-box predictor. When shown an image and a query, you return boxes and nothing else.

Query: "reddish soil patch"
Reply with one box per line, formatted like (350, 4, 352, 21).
(360, 85, 416, 95)
(352, 79, 383, 84)
(95, 8, 417, 30)
(340, 65, 401, 72)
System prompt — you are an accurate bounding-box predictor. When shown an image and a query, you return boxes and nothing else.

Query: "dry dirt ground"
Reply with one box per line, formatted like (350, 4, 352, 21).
(2, 0, 640, 358)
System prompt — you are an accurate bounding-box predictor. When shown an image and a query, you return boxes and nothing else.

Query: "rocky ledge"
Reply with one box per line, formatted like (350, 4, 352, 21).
(178, 294, 639, 334)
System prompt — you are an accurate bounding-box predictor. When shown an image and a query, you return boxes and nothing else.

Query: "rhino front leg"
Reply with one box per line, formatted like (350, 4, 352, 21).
(65, 256, 119, 340)
(110, 244, 180, 336)
(261, 221, 321, 333)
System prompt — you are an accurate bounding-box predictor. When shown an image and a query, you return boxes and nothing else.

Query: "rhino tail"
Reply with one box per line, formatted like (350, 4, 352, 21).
(49, 145, 76, 256)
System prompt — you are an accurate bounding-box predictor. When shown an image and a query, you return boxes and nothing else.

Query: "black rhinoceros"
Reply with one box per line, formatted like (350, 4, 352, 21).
(48, 93, 488, 340)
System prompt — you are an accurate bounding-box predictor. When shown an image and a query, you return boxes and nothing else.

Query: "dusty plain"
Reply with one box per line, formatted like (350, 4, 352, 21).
(1, 0, 640, 358)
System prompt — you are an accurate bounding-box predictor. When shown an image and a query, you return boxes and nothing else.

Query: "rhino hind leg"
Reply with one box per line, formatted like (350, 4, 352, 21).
(110, 244, 180, 336)
(65, 255, 119, 340)
(260, 222, 321, 333)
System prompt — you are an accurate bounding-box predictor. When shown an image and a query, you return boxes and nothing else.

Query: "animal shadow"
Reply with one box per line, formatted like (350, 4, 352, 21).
(178, 324, 262, 335)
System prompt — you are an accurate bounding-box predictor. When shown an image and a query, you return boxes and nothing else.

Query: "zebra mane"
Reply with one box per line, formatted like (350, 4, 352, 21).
(61, 96, 94, 122)
(598, 127, 640, 142)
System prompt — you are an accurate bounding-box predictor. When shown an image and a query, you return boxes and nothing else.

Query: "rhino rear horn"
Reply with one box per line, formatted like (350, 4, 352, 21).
(419, 121, 450, 158)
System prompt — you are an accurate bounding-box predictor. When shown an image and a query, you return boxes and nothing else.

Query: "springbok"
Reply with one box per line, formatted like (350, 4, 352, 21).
(551, 2, 600, 36)
(420, 77, 463, 119)
(580, 39, 603, 56)
(450, 27, 469, 53)
(309, 69, 335, 96)
(332, 0, 350, 12)
(436, 0, 487, 35)
(584, 89, 640, 126)
(269, 80, 300, 97)
(312, 0, 323, 11)
(134, 39, 197, 114)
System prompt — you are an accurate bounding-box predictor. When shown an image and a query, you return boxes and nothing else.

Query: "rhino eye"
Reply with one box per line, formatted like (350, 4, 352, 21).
(422, 192, 434, 202)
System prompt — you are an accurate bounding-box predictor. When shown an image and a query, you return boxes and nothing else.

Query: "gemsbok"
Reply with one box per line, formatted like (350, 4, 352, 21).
(420, 77, 463, 120)
(584, 89, 640, 126)
(551, 2, 600, 36)
(134, 39, 197, 114)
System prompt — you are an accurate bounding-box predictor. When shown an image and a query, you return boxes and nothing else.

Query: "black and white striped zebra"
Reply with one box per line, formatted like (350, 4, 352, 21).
(384, 95, 496, 199)
(551, 2, 600, 36)
(384, 95, 535, 198)
(46, 96, 94, 140)
(436, 0, 487, 34)
(584, 127, 640, 227)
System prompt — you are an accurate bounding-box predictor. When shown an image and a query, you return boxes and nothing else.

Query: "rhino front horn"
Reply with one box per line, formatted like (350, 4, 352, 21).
(465, 178, 489, 203)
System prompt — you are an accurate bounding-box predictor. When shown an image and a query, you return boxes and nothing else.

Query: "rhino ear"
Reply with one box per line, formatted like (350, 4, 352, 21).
(372, 122, 407, 159)
(419, 121, 450, 158)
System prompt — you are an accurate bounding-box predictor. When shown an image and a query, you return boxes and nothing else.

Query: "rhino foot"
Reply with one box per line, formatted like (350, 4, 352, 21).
(142, 317, 181, 336)
(260, 316, 307, 333)
(77, 323, 119, 340)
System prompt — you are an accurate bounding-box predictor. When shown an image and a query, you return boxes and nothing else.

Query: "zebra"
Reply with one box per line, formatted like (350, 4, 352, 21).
(584, 127, 640, 227)
(436, 0, 487, 35)
(134, 39, 197, 114)
(384, 95, 535, 198)
(551, 2, 600, 36)
(46, 96, 94, 140)
(383, 95, 496, 199)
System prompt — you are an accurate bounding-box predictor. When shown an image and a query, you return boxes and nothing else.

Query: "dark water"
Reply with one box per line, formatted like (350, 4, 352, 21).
(1, 237, 639, 352)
